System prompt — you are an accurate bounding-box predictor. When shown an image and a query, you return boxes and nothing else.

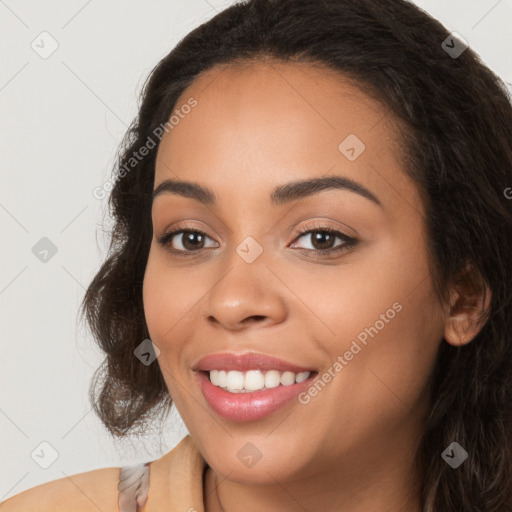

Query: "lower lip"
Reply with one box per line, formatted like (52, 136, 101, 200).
(196, 371, 317, 422)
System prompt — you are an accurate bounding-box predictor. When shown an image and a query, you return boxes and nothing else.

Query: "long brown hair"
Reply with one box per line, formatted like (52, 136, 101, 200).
(80, 1, 512, 509)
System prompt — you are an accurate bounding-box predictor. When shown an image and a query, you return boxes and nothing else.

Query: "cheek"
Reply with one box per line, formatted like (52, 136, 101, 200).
(142, 249, 212, 381)
(142, 250, 190, 343)
(322, 249, 443, 429)
(142, 254, 188, 400)
(300, 228, 443, 400)
(283, 236, 429, 344)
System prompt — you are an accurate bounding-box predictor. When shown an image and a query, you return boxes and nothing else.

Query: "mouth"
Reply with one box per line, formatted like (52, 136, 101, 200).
(192, 351, 319, 422)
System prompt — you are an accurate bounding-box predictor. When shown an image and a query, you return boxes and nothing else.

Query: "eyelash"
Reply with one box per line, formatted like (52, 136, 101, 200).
(157, 222, 358, 258)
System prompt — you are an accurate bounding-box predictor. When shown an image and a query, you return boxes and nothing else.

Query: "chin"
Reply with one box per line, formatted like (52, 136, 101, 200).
(198, 431, 316, 484)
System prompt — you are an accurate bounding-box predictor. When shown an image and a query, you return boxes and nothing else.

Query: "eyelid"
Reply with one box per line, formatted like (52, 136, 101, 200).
(284, 217, 358, 239)
(157, 221, 219, 250)
(157, 219, 358, 258)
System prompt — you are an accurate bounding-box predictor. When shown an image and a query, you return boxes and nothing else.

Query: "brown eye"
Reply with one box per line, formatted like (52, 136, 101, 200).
(290, 225, 358, 257)
(157, 224, 358, 258)
(308, 231, 337, 251)
(158, 229, 218, 253)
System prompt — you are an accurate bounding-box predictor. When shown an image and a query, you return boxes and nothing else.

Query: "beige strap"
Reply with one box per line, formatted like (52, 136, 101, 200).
(118, 462, 151, 512)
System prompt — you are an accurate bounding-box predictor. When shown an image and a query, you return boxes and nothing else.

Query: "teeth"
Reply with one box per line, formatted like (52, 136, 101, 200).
(226, 370, 244, 390)
(217, 370, 227, 387)
(280, 371, 295, 386)
(244, 370, 265, 391)
(208, 369, 311, 393)
(210, 370, 220, 386)
(265, 370, 280, 389)
(295, 371, 310, 383)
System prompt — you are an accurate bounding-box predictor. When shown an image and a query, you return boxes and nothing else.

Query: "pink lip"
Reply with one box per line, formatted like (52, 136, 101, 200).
(193, 351, 315, 373)
(196, 370, 317, 422)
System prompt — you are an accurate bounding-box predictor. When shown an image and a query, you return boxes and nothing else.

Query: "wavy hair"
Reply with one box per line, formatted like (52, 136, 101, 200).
(79, 0, 512, 509)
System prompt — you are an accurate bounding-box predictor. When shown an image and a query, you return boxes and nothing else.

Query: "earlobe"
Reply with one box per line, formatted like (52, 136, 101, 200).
(443, 266, 492, 347)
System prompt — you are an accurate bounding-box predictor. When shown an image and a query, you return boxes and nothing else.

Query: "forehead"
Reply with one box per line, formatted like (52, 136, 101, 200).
(154, 60, 422, 216)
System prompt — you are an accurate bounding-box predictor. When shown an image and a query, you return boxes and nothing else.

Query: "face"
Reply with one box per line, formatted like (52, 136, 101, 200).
(143, 60, 447, 484)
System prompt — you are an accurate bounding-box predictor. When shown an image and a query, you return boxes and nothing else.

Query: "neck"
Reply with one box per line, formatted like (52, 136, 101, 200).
(203, 433, 423, 512)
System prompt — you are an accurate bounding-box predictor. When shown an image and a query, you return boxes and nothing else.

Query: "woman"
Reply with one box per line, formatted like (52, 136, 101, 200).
(2, 0, 511, 510)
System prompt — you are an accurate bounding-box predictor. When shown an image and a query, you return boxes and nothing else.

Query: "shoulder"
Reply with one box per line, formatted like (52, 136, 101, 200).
(0, 436, 206, 512)
(0, 466, 120, 512)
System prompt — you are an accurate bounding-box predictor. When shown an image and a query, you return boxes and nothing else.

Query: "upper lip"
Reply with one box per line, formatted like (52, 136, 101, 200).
(193, 351, 316, 373)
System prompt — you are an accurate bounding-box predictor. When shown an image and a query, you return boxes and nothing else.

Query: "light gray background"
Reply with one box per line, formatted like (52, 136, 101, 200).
(1, 0, 511, 501)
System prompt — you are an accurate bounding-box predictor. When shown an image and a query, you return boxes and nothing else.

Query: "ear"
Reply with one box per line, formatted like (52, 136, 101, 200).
(443, 263, 492, 347)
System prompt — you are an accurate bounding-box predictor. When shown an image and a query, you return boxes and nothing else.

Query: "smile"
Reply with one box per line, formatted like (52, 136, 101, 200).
(193, 351, 319, 421)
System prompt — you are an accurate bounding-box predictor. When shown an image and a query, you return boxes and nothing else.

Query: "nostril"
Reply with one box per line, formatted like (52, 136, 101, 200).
(243, 315, 266, 324)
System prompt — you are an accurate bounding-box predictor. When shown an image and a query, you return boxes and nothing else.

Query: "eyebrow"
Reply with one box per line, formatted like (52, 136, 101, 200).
(152, 175, 382, 207)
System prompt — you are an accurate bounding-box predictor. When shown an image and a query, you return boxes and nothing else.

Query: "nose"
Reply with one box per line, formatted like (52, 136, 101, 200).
(202, 254, 288, 332)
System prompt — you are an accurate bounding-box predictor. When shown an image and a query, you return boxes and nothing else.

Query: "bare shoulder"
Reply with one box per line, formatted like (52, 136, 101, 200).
(0, 466, 120, 512)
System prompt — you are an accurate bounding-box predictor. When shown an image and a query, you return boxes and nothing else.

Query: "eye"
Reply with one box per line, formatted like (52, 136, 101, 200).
(157, 222, 358, 258)
(157, 225, 218, 255)
(290, 224, 358, 257)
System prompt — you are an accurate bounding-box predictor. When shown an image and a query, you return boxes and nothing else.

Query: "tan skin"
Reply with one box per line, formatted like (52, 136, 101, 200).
(0, 60, 490, 512)
(142, 60, 490, 512)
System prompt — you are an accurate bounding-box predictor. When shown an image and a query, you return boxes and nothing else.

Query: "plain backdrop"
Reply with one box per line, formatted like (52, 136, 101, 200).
(1, 0, 511, 501)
